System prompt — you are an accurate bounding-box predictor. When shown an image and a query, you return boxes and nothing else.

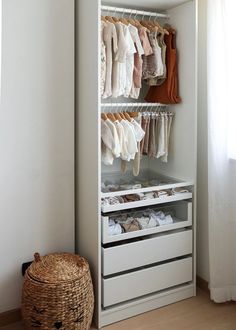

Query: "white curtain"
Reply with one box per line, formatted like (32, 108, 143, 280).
(207, 0, 236, 302)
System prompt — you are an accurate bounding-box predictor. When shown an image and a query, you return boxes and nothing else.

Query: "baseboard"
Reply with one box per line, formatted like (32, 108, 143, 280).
(0, 309, 21, 327)
(196, 275, 209, 294)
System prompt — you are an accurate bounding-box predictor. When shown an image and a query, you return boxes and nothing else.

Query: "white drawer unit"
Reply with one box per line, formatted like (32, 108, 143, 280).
(102, 257, 193, 307)
(102, 201, 192, 244)
(102, 229, 192, 276)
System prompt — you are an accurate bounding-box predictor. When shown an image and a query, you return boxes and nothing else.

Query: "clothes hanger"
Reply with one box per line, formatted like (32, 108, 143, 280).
(105, 15, 116, 24)
(119, 9, 129, 25)
(123, 106, 132, 121)
(101, 112, 108, 120)
(126, 10, 138, 26)
(140, 18, 156, 32)
(107, 112, 116, 122)
(111, 8, 119, 23)
(153, 15, 169, 35)
(114, 113, 122, 121)
(101, 16, 107, 22)
(164, 23, 175, 34)
(119, 111, 126, 120)
(128, 104, 139, 118)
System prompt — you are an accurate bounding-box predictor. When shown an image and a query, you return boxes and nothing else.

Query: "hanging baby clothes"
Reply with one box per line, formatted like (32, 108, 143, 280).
(124, 25, 137, 98)
(103, 118, 121, 161)
(121, 113, 145, 176)
(132, 113, 143, 176)
(130, 26, 153, 99)
(145, 28, 181, 104)
(101, 21, 107, 96)
(148, 115, 156, 158)
(101, 119, 115, 165)
(112, 22, 128, 98)
(147, 33, 167, 86)
(142, 30, 159, 80)
(129, 25, 144, 87)
(161, 113, 173, 162)
(102, 21, 118, 99)
(141, 115, 150, 155)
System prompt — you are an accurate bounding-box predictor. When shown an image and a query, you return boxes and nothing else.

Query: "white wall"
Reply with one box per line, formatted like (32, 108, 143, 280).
(196, 0, 209, 281)
(0, 0, 74, 312)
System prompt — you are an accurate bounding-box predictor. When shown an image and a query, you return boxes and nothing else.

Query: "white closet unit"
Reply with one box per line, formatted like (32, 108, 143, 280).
(76, 0, 197, 328)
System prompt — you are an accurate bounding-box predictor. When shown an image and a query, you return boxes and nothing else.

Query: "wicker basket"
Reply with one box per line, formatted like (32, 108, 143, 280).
(22, 252, 94, 330)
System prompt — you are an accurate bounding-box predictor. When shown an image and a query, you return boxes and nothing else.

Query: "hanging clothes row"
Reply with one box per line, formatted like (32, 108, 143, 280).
(101, 108, 174, 176)
(101, 12, 181, 103)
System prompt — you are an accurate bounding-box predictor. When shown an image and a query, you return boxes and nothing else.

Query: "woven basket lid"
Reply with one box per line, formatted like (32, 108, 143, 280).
(27, 252, 89, 284)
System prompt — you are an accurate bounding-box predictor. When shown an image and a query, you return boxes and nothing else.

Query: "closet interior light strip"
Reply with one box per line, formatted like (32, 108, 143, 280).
(101, 103, 168, 107)
(101, 5, 169, 19)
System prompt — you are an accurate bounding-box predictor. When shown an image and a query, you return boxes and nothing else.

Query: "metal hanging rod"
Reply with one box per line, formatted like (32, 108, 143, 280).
(101, 103, 168, 107)
(101, 5, 169, 19)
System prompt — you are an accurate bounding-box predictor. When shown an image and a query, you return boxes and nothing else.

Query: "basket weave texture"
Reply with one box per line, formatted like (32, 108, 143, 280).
(22, 253, 94, 330)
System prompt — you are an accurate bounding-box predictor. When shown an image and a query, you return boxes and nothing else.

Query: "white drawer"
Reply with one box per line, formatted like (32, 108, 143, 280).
(102, 229, 192, 276)
(102, 192, 192, 213)
(102, 201, 192, 243)
(102, 257, 192, 307)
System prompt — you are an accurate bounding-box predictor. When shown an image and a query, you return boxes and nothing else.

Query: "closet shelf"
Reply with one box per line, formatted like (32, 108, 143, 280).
(101, 102, 169, 108)
(101, 5, 170, 19)
(101, 171, 193, 197)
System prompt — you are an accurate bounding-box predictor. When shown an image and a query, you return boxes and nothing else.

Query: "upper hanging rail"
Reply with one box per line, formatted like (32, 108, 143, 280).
(101, 5, 169, 19)
(101, 102, 169, 108)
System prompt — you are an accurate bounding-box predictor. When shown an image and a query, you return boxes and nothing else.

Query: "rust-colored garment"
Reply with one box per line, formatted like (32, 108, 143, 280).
(145, 29, 181, 104)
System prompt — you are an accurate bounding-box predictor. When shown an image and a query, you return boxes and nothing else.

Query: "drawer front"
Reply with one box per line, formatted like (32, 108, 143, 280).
(102, 257, 192, 307)
(102, 193, 192, 213)
(102, 230, 192, 276)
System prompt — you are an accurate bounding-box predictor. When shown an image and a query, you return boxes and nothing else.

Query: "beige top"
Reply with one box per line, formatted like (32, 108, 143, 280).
(112, 22, 128, 98)
(101, 21, 107, 96)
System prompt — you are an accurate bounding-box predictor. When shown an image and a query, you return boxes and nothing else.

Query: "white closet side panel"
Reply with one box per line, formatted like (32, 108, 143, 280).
(75, 0, 101, 326)
(151, 1, 197, 183)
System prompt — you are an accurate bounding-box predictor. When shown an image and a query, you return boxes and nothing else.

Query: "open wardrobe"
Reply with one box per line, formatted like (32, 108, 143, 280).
(76, 0, 197, 328)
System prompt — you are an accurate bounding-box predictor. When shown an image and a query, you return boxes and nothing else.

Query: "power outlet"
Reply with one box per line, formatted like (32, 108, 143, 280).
(22, 261, 32, 276)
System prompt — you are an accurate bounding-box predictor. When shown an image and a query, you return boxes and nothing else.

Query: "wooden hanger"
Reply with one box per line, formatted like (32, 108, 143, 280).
(164, 23, 175, 34)
(129, 111, 139, 118)
(101, 16, 107, 23)
(124, 112, 132, 122)
(119, 112, 126, 120)
(107, 112, 116, 122)
(153, 20, 170, 35)
(120, 17, 130, 25)
(114, 113, 122, 121)
(105, 16, 116, 24)
(101, 113, 108, 120)
(127, 17, 138, 26)
(140, 20, 156, 32)
(112, 16, 119, 23)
